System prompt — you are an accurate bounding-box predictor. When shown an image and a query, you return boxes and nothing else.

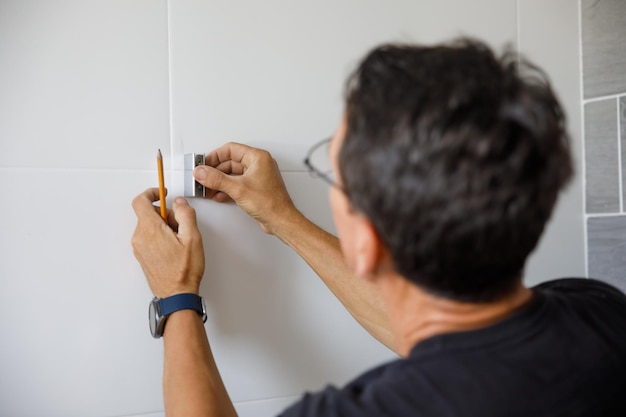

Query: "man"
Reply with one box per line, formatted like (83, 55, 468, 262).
(131, 39, 626, 416)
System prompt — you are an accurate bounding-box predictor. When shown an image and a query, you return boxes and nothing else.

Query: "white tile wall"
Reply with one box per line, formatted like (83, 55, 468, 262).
(0, 0, 170, 170)
(0, 170, 164, 417)
(168, 0, 517, 171)
(0, 1, 586, 417)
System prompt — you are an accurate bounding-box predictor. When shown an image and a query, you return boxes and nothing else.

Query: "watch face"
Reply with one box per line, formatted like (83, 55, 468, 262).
(149, 298, 159, 337)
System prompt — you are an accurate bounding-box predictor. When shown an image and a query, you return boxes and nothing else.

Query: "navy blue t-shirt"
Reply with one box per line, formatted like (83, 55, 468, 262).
(280, 278, 626, 417)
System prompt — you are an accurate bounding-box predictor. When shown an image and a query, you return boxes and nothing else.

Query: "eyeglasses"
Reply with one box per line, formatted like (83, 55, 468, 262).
(304, 137, 340, 188)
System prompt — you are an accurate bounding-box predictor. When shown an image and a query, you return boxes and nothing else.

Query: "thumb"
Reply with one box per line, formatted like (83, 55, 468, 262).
(173, 197, 200, 240)
(194, 165, 239, 196)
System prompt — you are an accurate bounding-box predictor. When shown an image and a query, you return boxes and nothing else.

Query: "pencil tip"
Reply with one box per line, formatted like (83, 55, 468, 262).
(157, 149, 162, 159)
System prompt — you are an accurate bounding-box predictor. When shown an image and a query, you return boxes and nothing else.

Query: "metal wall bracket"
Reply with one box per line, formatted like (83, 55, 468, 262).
(184, 153, 206, 198)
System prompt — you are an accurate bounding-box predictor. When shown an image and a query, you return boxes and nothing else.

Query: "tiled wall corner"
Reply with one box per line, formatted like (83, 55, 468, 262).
(581, 0, 626, 99)
(581, 0, 626, 289)
(587, 216, 626, 291)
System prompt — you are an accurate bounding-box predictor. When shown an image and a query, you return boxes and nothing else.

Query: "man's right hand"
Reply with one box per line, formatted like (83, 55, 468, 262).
(193, 142, 298, 235)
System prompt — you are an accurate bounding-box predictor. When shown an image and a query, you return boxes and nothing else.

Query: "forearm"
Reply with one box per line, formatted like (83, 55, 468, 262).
(163, 310, 237, 417)
(272, 209, 396, 353)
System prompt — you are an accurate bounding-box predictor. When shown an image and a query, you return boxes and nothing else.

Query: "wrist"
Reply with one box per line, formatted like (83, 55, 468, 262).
(152, 283, 201, 299)
(162, 309, 204, 337)
(149, 293, 207, 338)
(269, 206, 307, 239)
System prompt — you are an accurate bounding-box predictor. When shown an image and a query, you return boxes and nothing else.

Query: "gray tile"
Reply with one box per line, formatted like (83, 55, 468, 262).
(621, 97, 626, 205)
(582, 0, 626, 98)
(585, 99, 619, 213)
(587, 216, 626, 291)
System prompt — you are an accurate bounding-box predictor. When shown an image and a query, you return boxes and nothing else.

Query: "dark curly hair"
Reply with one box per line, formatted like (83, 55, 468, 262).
(339, 39, 573, 302)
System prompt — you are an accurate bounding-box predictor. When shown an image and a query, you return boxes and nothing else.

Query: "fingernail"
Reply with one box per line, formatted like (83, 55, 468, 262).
(194, 166, 207, 180)
(175, 197, 188, 205)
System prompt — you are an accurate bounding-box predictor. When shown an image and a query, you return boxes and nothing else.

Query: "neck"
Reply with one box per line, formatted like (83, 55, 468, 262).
(380, 273, 533, 357)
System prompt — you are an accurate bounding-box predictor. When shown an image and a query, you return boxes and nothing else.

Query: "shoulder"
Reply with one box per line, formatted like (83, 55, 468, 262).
(534, 277, 625, 294)
(531, 278, 626, 344)
(533, 277, 626, 307)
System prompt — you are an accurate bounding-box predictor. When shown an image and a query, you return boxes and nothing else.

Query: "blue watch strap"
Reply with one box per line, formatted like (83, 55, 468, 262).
(158, 293, 206, 321)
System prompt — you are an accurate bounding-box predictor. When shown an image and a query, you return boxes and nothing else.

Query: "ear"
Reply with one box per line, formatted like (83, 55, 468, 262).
(353, 216, 385, 281)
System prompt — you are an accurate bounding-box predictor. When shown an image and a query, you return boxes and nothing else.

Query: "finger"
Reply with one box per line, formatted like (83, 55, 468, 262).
(172, 197, 200, 240)
(204, 142, 255, 169)
(212, 191, 234, 203)
(132, 188, 161, 218)
(214, 160, 245, 175)
(166, 207, 179, 232)
(203, 187, 227, 201)
(194, 165, 242, 200)
(203, 188, 234, 203)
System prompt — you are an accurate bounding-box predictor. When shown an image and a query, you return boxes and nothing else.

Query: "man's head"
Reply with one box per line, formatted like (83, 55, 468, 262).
(332, 38, 573, 303)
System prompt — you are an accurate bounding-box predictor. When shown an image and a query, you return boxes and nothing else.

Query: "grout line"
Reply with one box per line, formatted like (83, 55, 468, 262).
(104, 411, 163, 417)
(583, 92, 626, 105)
(166, 0, 175, 171)
(584, 212, 626, 219)
(0, 166, 155, 173)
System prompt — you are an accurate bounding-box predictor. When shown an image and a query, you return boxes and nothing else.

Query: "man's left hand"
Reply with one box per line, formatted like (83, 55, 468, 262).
(131, 188, 205, 298)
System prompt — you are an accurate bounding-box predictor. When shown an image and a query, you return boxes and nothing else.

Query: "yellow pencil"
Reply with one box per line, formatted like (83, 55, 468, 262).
(157, 149, 167, 221)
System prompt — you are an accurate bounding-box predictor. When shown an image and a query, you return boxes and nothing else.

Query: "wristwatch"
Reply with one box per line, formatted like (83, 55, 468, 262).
(148, 293, 207, 339)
